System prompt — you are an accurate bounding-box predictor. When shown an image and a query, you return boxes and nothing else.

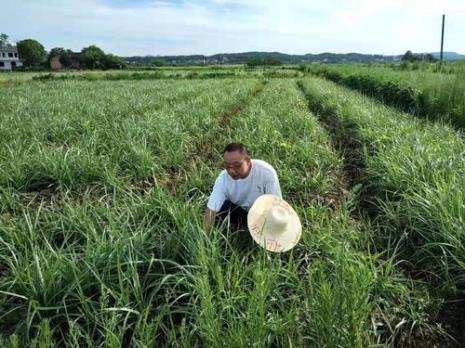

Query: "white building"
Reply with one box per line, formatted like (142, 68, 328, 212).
(0, 46, 23, 71)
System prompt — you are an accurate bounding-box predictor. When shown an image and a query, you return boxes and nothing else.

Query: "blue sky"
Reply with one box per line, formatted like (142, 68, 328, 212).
(1, 0, 463, 56)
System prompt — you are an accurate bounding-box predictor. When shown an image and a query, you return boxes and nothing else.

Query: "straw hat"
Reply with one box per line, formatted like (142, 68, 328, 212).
(247, 194, 302, 252)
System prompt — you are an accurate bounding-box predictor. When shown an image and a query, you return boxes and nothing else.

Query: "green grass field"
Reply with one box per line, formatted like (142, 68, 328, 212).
(308, 63, 465, 128)
(1, 66, 464, 347)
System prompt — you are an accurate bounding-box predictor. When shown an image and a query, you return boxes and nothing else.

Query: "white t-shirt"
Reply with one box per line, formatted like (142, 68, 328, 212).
(207, 159, 282, 212)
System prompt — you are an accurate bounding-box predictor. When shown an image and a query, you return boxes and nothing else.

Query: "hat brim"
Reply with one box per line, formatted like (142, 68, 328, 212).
(247, 194, 302, 252)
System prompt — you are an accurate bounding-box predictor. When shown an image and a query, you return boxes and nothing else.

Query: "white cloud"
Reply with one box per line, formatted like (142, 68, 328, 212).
(1, 0, 463, 55)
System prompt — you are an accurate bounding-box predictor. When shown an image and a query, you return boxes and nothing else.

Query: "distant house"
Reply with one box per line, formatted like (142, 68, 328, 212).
(50, 52, 82, 70)
(0, 46, 23, 71)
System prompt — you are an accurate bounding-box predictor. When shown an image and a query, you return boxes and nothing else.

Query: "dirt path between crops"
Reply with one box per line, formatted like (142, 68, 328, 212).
(296, 80, 367, 212)
(193, 80, 267, 165)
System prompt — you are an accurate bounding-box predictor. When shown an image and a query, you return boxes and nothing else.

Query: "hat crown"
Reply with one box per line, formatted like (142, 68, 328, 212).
(265, 205, 289, 235)
(248, 194, 302, 253)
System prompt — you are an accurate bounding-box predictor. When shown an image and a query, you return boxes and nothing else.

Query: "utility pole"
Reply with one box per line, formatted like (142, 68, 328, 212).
(440, 14, 445, 62)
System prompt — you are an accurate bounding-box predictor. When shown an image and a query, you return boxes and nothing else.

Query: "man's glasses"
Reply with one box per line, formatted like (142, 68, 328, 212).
(223, 160, 245, 170)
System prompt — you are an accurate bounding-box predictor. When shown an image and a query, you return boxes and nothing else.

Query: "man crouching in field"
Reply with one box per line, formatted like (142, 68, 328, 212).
(204, 142, 282, 236)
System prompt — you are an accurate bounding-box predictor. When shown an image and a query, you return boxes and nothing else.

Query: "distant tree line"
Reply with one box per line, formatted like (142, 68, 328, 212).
(1, 33, 126, 70)
(246, 58, 283, 67)
(126, 52, 400, 66)
(401, 50, 437, 62)
(49, 45, 126, 69)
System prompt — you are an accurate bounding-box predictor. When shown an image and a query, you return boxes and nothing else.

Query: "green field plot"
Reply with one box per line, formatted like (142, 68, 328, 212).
(2, 66, 302, 85)
(1, 74, 463, 347)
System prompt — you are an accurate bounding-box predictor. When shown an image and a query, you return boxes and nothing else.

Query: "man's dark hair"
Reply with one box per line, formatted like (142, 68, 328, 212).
(223, 142, 249, 155)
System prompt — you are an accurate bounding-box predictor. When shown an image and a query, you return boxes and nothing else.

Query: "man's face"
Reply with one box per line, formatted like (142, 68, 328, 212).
(223, 150, 251, 180)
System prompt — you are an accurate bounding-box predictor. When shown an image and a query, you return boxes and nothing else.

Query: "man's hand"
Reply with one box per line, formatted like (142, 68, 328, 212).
(204, 208, 217, 236)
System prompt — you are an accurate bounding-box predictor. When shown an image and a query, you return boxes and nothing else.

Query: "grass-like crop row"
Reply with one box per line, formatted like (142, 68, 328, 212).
(385, 60, 465, 75)
(23, 68, 302, 83)
(299, 77, 465, 291)
(227, 79, 341, 204)
(308, 64, 465, 128)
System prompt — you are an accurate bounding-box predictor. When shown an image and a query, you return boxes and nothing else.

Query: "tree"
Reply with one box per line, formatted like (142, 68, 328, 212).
(16, 39, 46, 67)
(81, 45, 105, 69)
(401, 50, 416, 62)
(59, 50, 73, 67)
(102, 54, 126, 69)
(424, 53, 437, 62)
(402, 50, 437, 63)
(0, 33, 9, 48)
(48, 47, 65, 66)
(246, 58, 282, 67)
(151, 60, 166, 67)
(49, 47, 65, 58)
(48, 47, 73, 68)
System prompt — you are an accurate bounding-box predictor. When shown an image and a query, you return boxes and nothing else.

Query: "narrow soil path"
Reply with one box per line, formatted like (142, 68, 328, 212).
(296, 80, 366, 213)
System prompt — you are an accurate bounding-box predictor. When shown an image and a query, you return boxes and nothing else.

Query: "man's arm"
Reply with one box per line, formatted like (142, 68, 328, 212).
(204, 208, 217, 236)
(205, 173, 226, 236)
